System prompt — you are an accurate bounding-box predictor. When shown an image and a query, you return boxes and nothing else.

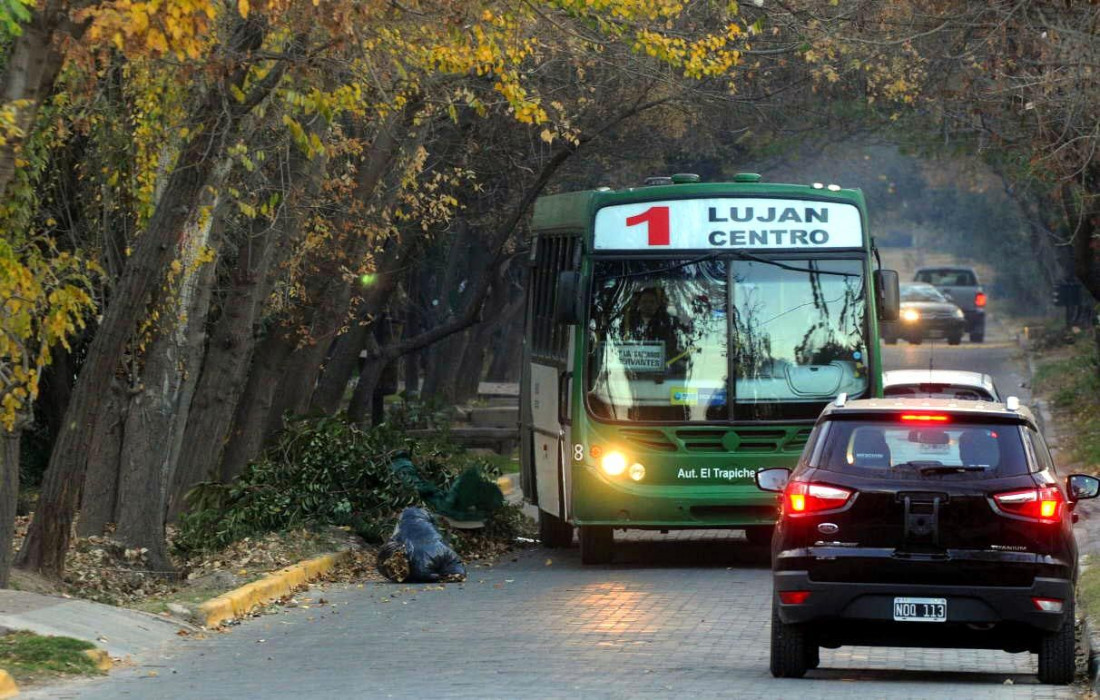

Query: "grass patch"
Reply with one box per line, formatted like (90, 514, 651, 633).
(1033, 341, 1100, 470)
(0, 631, 101, 684)
(1080, 560, 1100, 621)
(477, 452, 520, 474)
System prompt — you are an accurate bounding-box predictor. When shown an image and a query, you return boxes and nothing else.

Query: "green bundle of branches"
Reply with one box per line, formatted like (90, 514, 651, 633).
(174, 416, 470, 553)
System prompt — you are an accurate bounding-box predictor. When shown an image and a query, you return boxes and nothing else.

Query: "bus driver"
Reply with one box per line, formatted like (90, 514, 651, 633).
(622, 286, 688, 373)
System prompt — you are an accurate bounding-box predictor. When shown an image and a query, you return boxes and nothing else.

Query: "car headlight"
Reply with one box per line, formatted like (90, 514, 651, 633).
(901, 308, 920, 323)
(600, 451, 627, 476)
(953, 308, 964, 319)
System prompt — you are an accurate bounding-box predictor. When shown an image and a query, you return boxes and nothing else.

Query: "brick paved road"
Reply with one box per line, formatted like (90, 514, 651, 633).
(34, 327, 1082, 699)
(38, 538, 1076, 699)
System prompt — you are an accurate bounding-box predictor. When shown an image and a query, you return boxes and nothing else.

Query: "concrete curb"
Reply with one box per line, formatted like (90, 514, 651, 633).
(496, 474, 515, 496)
(197, 550, 352, 628)
(0, 670, 17, 699)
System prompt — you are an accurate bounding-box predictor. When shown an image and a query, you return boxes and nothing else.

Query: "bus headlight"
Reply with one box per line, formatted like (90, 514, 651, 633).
(600, 451, 627, 476)
(900, 308, 920, 323)
(629, 463, 646, 481)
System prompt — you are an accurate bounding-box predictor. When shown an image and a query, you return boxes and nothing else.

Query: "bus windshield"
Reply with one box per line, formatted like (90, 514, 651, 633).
(586, 257, 868, 422)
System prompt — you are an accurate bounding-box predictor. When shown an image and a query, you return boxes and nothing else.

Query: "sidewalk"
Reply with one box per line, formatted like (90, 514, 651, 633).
(0, 590, 193, 660)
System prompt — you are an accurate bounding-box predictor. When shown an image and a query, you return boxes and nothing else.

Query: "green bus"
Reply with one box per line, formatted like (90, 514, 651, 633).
(520, 173, 899, 563)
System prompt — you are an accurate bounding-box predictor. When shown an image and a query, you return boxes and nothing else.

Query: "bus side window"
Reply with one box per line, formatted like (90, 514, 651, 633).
(529, 234, 580, 363)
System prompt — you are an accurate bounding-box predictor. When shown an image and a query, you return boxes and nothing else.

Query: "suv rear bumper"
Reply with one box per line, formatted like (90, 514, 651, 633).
(775, 570, 1071, 634)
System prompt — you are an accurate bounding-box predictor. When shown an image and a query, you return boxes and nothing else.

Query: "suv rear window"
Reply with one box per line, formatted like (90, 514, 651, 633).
(915, 269, 977, 286)
(814, 419, 1029, 479)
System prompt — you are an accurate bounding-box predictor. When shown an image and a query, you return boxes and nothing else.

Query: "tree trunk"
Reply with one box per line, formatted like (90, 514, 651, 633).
(454, 265, 522, 403)
(168, 121, 328, 517)
(401, 273, 422, 398)
(115, 250, 217, 574)
(218, 327, 297, 482)
(265, 112, 415, 429)
(16, 18, 287, 578)
(0, 0, 76, 200)
(75, 381, 125, 536)
(309, 313, 372, 416)
(346, 336, 388, 426)
(486, 297, 526, 382)
(167, 248, 272, 515)
(0, 427, 20, 588)
(421, 222, 474, 399)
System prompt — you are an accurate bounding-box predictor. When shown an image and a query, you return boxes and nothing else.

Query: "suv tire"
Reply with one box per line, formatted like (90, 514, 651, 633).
(908, 335, 923, 345)
(805, 641, 820, 670)
(948, 334, 962, 345)
(770, 601, 810, 678)
(538, 510, 574, 548)
(579, 525, 613, 565)
(1037, 600, 1076, 685)
(883, 334, 898, 345)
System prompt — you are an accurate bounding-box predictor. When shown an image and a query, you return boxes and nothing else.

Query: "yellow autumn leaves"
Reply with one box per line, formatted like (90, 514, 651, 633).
(0, 244, 96, 430)
(81, 0, 217, 60)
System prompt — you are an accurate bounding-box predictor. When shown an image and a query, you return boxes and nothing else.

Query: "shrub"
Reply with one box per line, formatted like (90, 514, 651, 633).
(175, 415, 477, 553)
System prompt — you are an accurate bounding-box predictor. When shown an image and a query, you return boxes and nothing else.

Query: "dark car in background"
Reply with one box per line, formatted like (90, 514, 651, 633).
(883, 369, 1001, 401)
(914, 266, 987, 343)
(881, 283, 966, 345)
(759, 396, 1100, 684)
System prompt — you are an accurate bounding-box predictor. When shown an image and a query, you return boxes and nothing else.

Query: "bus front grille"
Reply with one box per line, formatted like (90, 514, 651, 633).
(619, 428, 677, 452)
(673, 428, 809, 453)
(617, 427, 813, 454)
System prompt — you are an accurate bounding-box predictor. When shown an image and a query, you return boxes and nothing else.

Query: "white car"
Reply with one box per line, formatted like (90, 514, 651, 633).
(882, 369, 1001, 402)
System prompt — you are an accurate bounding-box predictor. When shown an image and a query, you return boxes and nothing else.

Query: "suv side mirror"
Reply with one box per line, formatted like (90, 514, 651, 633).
(553, 271, 582, 324)
(1068, 474, 1100, 501)
(755, 468, 790, 493)
(875, 269, 900, 322)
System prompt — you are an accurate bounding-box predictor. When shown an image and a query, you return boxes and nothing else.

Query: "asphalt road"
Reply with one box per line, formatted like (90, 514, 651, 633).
(39, 323, 1081, 700)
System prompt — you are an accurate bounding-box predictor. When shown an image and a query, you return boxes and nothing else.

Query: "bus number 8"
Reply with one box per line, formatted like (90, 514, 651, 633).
(573, 444, 584, 462)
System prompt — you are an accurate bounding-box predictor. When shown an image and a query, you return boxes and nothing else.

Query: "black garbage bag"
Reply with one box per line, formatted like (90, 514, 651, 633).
(376, 507, 466, 583)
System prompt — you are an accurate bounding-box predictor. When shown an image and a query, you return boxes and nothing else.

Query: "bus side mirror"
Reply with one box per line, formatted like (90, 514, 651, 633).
(554, 271, 582, 324)
(875, 269, 900, 322)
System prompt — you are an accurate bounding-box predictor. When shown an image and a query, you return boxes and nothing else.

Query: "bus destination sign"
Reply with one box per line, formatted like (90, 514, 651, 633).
(593, 198, 863, 251)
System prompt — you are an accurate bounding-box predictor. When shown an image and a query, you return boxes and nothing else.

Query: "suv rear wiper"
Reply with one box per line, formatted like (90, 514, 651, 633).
(891, 461, 989, 474)
(918, 464, 989, 475)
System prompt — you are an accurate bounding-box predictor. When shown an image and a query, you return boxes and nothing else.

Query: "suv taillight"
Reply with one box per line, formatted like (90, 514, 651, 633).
(992, 486, 1063, 524)
(784, 482, 853, 516)
(975, 291, 987, 307)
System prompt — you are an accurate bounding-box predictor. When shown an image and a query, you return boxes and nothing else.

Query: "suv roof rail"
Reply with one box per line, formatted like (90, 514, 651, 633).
(1006, 396, 1020, 411)
(835, 392, 848, 407)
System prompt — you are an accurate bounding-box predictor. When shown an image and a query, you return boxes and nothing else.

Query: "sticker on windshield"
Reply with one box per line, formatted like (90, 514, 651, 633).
(670, 387, 698, 406)
(601, 342, 666, 373)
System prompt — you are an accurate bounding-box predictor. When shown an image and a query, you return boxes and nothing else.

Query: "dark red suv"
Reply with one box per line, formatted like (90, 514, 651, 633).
(757, 396, 1100, 684)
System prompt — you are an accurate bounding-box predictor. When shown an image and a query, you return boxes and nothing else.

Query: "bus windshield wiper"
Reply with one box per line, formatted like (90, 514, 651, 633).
(602, 251, 725, 280)
(726, 249, 861, 277)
